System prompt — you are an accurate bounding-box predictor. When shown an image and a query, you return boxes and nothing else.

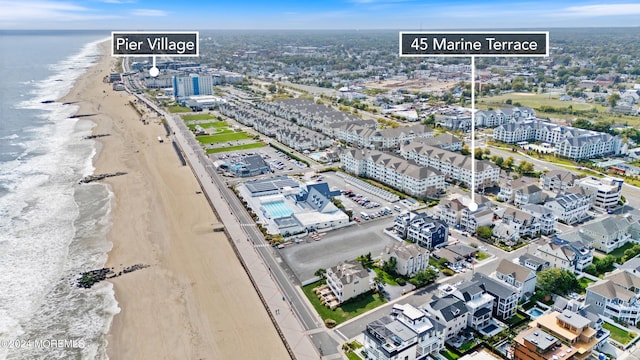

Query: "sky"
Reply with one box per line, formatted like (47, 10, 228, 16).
(1, 0, 640, 30)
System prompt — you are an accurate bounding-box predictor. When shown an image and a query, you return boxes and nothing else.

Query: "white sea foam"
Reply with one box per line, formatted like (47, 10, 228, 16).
(0, 37, 117, 360)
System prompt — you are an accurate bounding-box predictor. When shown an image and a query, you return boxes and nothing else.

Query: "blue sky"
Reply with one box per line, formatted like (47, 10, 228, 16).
(2, 0, 640, 29)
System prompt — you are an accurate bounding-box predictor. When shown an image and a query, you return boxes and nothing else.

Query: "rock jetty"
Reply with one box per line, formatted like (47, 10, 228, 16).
(83, 133, 111, 140)
(77, 264, 150, 288)
(79, 172, 127, 184)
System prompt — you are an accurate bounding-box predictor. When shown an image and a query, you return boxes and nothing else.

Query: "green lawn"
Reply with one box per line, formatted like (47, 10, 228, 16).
(603, 322, 638, 345)
(167, 105, 192, 113)
(205, 142, 266, 154)
(187, 121, 228, 130)
(182, 113, 214, 121)
(346, 351, 361, 360)
(609, 242, 636, 259)
(196, 132, 251, 144)
(505, 312, 527, 326)
(301, 280, 386, 325)
(372, 267, 399, 286)
(440, 348, 461, 360)
(476, 251, 491, 261)
(578, 277, 594, 293)
(478, 92, 599, 112)
(459, 340, 477, 352)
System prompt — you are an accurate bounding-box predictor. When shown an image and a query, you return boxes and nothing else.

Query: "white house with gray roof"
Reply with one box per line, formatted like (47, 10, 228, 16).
(381, 241, 429, 277)
(423, 295, 470, 340)
(325, 260, 371, 304)
(558, 214, 640, 253)
(471, 272, 519, 320)
(585, 269, 640, 326)
(540, 170, 578, 193)
(495, 259, 537, 300)
(363, 303, 445, 360)
(543, 192, 590, 225)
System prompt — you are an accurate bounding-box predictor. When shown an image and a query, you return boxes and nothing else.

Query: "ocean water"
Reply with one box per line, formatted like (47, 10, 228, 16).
(0, 31, 118, 359)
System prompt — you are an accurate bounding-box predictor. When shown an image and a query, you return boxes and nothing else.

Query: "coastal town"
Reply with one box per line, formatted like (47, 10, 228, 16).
(110, 29, 640, 360)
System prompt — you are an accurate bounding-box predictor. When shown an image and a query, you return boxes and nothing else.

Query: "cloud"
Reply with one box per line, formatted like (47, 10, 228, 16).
(564, 3, 640, 16)
(131, 9, 168, 16)
(0, 0, 116, 21)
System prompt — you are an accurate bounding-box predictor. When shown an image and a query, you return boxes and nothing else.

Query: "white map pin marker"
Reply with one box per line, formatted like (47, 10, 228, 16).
(149, 56, 159, 77)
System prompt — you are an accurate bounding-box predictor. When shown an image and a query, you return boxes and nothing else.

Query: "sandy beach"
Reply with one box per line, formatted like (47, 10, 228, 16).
(63, 42, 289, 359)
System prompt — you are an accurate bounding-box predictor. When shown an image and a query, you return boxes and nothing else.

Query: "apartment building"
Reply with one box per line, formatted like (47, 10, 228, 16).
(337, 123, 433, 150)
(401, 143, 500, 190)
(543, 193, 590, 225)
(495, 259, 537, 300)
(559, 214, 640, 253)
(472, 273, 519, 320)
(529, 310, 598, 360)
(575, 176, 624, 211)
(535, 239, 593, 273)
(540, 170, 578, 193)
(340, 149, 445, 198)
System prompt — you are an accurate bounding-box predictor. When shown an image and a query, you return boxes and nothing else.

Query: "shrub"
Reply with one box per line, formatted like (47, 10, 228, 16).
(325, 319, 337, 328)
(442, 268, 455, 276)
(396, 278, 407, 286)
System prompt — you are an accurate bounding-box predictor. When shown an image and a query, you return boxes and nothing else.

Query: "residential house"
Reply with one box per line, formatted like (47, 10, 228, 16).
(382, 242, 429, 277)
(543, 193, 590, 225)
(528, 310, 598, 360)
(520, 204, 556, 235)
(495, 259, 537, 300)
(472, 272, 519, 320)
(558, 214, 640, 254)
(394, 212, 449, 250)
(585, 269, 640, 326)
(518, 253, 550, 272)
(493, 208, 541, 242)
(325, 260, 370, 304)
(423, 295, 470, 340)
(363, 303, 445, 360)
(535, 239, 593, 273)
(452, 281, 495, 330)
(514, 327, 576, 360)
(540, 170, 578, 193)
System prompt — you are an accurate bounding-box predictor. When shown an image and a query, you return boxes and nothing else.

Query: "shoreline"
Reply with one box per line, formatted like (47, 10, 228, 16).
(63, 41, 289, 359)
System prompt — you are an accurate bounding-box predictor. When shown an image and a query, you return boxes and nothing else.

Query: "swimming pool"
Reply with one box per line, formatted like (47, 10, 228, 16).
(262, 201, 294, 218)
(482, 324, 498, 333)
(527, 307, 545, 319)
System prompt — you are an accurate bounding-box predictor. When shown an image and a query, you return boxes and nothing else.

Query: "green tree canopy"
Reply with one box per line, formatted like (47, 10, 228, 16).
(477, 226, 493, 239)
(537, 268, 580, 296)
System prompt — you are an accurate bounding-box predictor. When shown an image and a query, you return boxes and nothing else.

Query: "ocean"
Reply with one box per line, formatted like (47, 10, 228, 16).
(0, 31, 118, 359)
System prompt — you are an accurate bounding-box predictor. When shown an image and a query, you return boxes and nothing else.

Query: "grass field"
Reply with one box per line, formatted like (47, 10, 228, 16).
(196, 131, 252, 144)
(603, 322, 637, 345)
(167, 105, 192, 113)
(302, 280, 386, 325)
(476, 251, 491, 261)
(205, 142, 265, 154)
(477, 92, 640, 126)
(182, 113, 214, 121)
(187, 121, 228, 130)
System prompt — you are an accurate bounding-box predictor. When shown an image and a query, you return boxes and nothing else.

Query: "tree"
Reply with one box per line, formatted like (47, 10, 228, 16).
(267, 84, 277, 94)
(474, 150, 484, 160)
(608, 93, 621, 108)
(517, 161, 535, 175)
(410, 268, 439, 288)
(382, 257, 398, 275)
(357, 252, 374, 268)
(314, 268, 326, 278)
(503, 157, 514, 171)
(423, 113, 436, 126)
(477, 226, 493, 239)
(461, 145, 471, 156)
(537, 268, 580, 296)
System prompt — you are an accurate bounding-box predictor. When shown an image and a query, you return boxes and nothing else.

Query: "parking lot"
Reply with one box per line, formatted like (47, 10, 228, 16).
(279, 216, 396, 282)
(210, 145, 308, 179)
(311, 171, 413, 221)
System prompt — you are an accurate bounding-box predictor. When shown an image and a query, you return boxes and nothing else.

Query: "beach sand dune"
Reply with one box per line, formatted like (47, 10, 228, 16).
(63, 43, 289, 359)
